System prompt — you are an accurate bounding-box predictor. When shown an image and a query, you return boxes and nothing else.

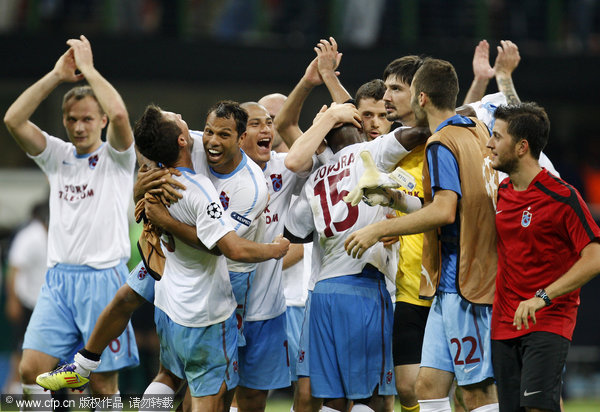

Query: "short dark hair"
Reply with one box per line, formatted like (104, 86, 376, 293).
(326, 124, 365, 153)
(134, 105, 182, 166)
(383, 55, 424, 86)
(355, 79, 386, 106)
(62, 85, 104, 115)
(412, 58, 458, 111)
(494, 102, 550, 160)
(207, 100, 248, 137)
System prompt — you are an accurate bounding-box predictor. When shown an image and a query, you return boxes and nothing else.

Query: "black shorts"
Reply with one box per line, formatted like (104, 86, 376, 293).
(392, 301, 430, 366)
(492, 331, 570, 412)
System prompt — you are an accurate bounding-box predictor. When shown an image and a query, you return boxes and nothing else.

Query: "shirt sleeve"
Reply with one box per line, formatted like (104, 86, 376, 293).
(426, 143, 462, 199)
(563, 188, 600, 254)
(27, 132, 71, 174)
(285, 183, 315, 239)
(106, 137, 136, 170)
(365, 128, 409, 172)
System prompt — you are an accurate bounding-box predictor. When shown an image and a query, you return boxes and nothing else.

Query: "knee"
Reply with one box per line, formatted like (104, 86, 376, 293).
(460, 379, 497, 410)
(236, 387, 267, 411)
(19, 359, 41, 384)
(396, 379, 417, 404)
(414, 375, 434, 400)
(89, 372, 119, 395)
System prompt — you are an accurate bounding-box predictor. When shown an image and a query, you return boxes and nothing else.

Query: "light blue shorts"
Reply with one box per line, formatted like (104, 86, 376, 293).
(310, 268, 395, 399)
(238, 311, 290, 390)
(420, 292, 494, 386)
(126, 260, 155, 303)
(154, 308, 239, 397)
(23, 263, 139, 372)
(229, 270, 255, 347)
(286, 305, 305, 381)
(296, 291, 312, 378)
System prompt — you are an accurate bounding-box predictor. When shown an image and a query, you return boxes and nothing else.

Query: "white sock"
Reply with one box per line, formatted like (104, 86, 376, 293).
(289, 406, 294, 412)
(230, 408, 238, 412)
(418, 397, 451, 412)
(321, 407, 341, 412)
(22, 382, 51, 395)
(74, 352, 101, 377)
(471, 403, 499, 412)
(140, 382, 175, 412)
(351, 404, 375, 412)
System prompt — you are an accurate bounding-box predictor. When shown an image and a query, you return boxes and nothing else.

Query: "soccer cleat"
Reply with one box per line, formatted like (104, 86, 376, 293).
(36, 363, 89, 391)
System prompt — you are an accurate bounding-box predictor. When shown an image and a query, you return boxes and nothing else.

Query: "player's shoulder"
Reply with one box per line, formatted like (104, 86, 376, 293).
(535, 169, 576, 198)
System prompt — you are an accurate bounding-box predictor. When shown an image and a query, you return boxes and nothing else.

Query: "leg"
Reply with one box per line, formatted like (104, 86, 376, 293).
(89, 370, 119, 395)
(293, 376, 322, 412)
(415, 367, 454, 400)
(459, 378, 497, 410)
(20, 349, 59, 384)
(395, 364, 420, 409)
(191, 381, 233, 412)
(86, 283, 146, 355)
(234, 386, 268, 412)
(322, 398, 346, 411)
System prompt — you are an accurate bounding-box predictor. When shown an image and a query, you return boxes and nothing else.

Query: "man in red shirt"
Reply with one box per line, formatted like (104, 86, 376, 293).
(487, 102, 600, 412)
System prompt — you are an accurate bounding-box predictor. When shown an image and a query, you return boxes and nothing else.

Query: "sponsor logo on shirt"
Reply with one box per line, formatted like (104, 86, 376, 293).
(58, 184, 94, 202)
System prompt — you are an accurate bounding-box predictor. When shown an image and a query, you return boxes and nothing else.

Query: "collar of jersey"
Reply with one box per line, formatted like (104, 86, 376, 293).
(209, 149, 247, 179)
(72, 142, 105, 159)
(435, 114, 475, 133)
(176, 167, 195, 174)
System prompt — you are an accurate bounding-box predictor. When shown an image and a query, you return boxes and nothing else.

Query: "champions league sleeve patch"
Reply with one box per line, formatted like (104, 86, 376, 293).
(207, 202, 223, 219)
(231, 212, 251, 226)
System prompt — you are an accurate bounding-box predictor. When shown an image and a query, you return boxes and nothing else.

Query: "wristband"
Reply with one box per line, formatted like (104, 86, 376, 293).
(535, 288, 552, 306)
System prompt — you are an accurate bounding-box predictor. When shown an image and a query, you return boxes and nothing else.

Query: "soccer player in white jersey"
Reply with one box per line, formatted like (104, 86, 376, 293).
(188, 100, 269, 348)
(132, 105, 289, 411)
(4, 35, 139, 396)
(284, 119, 428, 411)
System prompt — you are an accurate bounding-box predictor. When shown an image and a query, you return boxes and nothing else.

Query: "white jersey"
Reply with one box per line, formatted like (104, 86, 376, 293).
(245, 152, 313, 321)
(8, 219, 47, 309)
(190, 131, 269, 273)
(283, 195, 312, 307)
(286, 131, 408, 284)
(467, 94, 560, 179)
(154, 169, 237, 327)
(29, 133, 135, 269)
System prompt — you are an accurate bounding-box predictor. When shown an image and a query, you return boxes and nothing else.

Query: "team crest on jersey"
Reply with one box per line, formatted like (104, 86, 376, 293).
(270, 173, 282, 192)
(207, 202, 223, 219)
(521, 209, 532, 227)
(220, 191, 230, 210)
(88, 154, 99, 169)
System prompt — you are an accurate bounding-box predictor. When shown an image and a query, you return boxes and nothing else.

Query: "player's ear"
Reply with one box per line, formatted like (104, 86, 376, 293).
(178, 133, 187, 147)
(238, 131, 247, 147)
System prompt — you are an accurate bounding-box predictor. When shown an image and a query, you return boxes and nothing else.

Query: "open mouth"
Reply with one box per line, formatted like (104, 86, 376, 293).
(206, 148, 223, 161)
(257, 138, 271, 149)
(369, 131, 380, 138)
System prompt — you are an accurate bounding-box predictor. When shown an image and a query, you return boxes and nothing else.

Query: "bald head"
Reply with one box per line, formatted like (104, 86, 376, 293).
(257, 93, 288, 153)
(258, 93, 287, 119)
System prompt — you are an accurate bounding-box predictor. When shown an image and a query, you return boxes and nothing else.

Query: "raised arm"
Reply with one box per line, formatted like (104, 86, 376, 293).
(462, 40, 495, 105)
(274, 57, 324, 147)
(284, 103, 361, 173)
(4, 48, 83, 156)
(67, 35, 133, 152)
(494, 40, 521, 105)
(315, 37, 352, 104)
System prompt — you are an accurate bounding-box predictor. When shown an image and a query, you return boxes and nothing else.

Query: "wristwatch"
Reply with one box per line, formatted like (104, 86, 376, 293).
(535, 289, 552, 306)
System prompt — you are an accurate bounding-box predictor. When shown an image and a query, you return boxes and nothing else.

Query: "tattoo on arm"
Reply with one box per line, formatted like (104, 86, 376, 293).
(497, 77, 520, 105)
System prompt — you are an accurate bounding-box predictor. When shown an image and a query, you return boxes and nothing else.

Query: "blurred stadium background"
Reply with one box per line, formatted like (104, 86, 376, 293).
(0, 0, 599, 407)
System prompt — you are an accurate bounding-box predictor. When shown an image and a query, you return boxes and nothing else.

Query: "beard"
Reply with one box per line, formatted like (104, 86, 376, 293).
(493, 155, 519, 175)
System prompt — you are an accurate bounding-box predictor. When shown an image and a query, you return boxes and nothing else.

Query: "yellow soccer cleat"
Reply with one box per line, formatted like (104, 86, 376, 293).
(36, 363, 89, 391)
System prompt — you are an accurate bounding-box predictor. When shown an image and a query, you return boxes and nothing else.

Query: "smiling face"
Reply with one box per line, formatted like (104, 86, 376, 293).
(239, 104, 273, 169)
(62, 96, 107, 155)
(383, 75, 415, 126)
(488, 119, 519, 174)
(357, 97, 392, 140)
(202, 111, 242, 174)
